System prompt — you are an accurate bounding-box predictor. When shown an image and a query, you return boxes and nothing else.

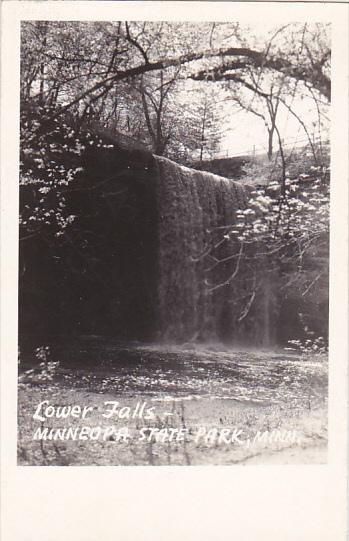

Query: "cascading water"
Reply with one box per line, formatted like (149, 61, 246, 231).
(154, 156, 258, 343)
(149, 155, 280, 345)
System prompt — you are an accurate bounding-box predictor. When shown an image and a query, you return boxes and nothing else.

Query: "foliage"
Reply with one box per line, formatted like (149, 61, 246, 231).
(285, 337, 328, 355)
(19, 103, 116, 240)
(223, 145, 330, 343)
(18, 345, 60, 386)
(20, 21, 330, 163)
(233, 165, 329, 247)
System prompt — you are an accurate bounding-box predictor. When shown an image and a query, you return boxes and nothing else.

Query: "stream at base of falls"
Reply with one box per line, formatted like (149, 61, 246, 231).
(18, 336, 328, 411)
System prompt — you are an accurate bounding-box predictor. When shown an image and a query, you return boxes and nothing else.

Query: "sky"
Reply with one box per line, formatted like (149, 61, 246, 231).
(203, 22, 330, 157)
(221, 99, 329, 158)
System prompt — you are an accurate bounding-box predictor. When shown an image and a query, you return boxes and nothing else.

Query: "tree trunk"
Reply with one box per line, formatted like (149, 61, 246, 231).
(267, 128, 274, 161)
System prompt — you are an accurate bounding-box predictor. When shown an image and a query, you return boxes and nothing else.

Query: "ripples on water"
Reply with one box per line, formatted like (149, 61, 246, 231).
(19, 337, 328, 409)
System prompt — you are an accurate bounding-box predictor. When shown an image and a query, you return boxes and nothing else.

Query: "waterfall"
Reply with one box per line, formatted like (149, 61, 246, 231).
(154, 156, 253, 343)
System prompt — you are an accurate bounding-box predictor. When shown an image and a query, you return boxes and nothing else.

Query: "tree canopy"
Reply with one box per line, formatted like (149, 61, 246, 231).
(21, 21, 330, 159)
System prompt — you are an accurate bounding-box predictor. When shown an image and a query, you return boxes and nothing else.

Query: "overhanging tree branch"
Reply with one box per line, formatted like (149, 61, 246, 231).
(30, 43, 331, 139)
(189, 51, 331, 101)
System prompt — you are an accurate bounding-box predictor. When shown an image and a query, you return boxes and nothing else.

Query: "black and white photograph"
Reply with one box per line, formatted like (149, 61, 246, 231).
(1, 2, 348, 540)
(16, 17, 332, 467)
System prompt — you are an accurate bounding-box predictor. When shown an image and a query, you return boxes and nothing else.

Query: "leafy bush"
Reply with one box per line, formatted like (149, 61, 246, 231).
(285, 337, 328, 355)
(225, 143, 330, 344)
(18, 345, 60, 386)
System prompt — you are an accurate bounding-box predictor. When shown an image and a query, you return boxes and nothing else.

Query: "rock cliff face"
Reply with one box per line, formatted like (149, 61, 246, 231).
(19, 140, 279, 345)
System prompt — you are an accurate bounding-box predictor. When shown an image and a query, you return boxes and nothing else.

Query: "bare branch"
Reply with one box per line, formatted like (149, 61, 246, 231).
(207, 242, 244, 292)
